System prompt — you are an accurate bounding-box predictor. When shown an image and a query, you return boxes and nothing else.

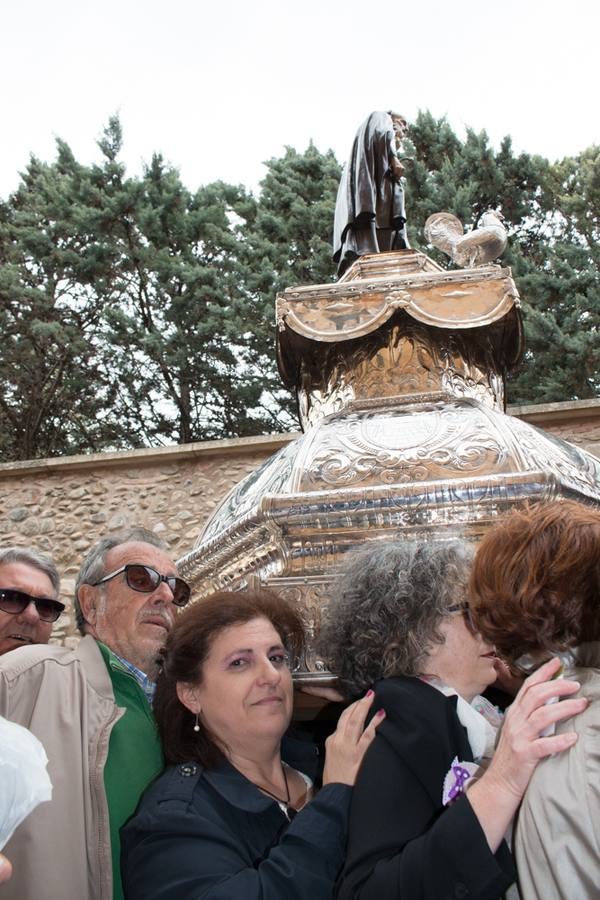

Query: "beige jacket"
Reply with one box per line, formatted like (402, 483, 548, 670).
(515, 649, 600, 900)
(0, 636, 124, 900)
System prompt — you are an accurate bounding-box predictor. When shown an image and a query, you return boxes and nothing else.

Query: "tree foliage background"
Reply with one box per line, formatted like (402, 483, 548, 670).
(1, 113, 599, 461)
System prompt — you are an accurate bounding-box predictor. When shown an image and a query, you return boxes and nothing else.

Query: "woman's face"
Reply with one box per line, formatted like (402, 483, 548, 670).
(422, 608, 497, 702)
(178, 616, 294, 755)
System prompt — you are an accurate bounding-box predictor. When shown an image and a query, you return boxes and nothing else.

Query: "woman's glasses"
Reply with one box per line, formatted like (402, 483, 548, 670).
(0, 588, 65, 623)
(91, 564, 191, 608)
(446, 601, 478, 635)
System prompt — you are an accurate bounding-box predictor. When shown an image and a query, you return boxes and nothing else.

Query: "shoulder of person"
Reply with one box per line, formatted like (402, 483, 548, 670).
(374, 675, 455, 718)
(372, 676, 467, 759)
(354, 679, 474, 813)
(553, 666, 600, 742)
(0, 641, 76, 679)
(281, 732, 321, 780)
(124, 762, 228, 843)
(573, 665, 600, 700)
(0, 636, 113, 710)
(139, 762, 206, 810)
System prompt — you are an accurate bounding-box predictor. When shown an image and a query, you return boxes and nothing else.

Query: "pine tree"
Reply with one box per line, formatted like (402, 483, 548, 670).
(0, 131, 128, 459)
(509, 146, 600, 401)
(99, 153, 266, 444)
(235, 143, 342, 427)
(2, 115, 600, 461)
(404, 112, 600, 403)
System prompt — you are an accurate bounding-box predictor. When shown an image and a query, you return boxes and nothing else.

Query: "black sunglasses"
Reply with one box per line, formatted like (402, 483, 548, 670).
(91, 564, 191, 608)
(0, 588, 65, 623)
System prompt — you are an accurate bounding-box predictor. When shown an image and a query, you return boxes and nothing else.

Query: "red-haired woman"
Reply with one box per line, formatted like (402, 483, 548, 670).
(470, 499, 600, 900)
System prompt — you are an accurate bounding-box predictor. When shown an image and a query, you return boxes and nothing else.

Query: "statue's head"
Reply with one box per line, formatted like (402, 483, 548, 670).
(388, 111, 408, 138)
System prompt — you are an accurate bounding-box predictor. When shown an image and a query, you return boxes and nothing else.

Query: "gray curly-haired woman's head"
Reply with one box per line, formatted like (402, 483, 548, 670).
(320, 539, 474, 697)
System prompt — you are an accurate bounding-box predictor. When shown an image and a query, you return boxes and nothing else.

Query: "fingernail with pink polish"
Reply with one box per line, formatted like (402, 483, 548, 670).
(376, 708, 386, 718)
(365, 689, 374, 698)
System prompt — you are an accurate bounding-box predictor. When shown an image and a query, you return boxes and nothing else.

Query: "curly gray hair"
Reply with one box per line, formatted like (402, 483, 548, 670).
(320, 539, 474, 697)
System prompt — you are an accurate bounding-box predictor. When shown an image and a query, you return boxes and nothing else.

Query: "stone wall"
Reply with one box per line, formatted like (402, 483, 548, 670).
(508, 399, 600, 459)
(0, 434, 294, 647)
(2, 399, 600, 646)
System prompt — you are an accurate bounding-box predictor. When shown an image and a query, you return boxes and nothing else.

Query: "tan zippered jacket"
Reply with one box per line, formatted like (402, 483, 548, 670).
(0, 635, 124, 900)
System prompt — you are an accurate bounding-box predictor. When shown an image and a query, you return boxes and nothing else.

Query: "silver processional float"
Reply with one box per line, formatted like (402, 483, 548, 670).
(177, 112, 600, 684)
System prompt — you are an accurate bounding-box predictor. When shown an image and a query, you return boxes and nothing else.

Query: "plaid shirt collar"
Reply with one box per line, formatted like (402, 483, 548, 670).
(112, 652, 156, 704)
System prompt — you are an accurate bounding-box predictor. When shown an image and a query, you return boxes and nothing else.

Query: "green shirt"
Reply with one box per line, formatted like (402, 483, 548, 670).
(97, 642, 164, 900)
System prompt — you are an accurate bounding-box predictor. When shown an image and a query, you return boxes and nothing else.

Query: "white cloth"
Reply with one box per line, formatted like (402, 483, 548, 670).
(420, 677, 502, 762)
(0, 715, 52, 850)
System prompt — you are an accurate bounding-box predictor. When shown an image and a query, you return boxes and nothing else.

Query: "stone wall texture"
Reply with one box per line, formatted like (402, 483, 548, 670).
(2, 399, 600, 647)
(0, 434, 294, 648)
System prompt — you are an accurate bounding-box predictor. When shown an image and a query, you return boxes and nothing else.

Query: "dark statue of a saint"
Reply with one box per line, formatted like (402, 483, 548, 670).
(333, 111, 410, 278)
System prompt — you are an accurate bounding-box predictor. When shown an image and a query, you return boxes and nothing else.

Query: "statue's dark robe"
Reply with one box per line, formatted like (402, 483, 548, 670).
(333, 111, 408, 277)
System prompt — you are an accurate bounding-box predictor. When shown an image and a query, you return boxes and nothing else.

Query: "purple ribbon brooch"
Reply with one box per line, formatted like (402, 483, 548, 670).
(442, 757, 479, 806)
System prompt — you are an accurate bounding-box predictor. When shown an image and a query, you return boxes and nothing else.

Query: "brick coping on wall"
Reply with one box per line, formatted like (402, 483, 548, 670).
(1, 398, 600, 477)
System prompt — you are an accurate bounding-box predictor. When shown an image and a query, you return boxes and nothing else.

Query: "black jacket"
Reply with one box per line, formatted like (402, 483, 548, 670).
(336, 676, 516, 900)
(121, 741, 351, 900)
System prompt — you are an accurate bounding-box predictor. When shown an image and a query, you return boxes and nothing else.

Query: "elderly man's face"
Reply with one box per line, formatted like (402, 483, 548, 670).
(82, 541, 180, 676)
(0, 562, 56, 655)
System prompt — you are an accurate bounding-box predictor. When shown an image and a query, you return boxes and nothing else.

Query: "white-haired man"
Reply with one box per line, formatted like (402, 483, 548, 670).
(0, 527, 191, 900)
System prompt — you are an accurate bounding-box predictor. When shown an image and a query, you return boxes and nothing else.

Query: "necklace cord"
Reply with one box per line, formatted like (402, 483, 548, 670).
(253, 765, 291, 806)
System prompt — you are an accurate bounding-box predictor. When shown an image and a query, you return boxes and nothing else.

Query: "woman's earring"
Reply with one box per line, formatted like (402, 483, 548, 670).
(193, 713, 200, 733)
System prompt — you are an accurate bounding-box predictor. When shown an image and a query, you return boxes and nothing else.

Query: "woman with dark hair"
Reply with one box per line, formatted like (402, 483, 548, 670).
(120, 589, 381, 900)
(325, 539, 586, 900)
(470, 499, 600, 900)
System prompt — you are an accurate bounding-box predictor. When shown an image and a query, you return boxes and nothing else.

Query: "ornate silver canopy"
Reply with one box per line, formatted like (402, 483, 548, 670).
(178, 250, 600, 682)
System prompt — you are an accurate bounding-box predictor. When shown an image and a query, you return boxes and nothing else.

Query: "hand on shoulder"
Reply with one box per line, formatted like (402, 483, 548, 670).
(322, 690, 385, 787)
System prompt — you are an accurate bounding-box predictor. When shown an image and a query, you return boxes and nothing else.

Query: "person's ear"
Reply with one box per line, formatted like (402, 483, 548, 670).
(78, 584, 98, 627)
(177, 681, 201, 714)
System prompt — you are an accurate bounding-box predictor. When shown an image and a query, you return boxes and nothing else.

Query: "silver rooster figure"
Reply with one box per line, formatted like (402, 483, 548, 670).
(424, 210, 507, 268)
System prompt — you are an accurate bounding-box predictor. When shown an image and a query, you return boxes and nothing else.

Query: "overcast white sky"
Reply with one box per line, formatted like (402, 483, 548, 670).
(1, 0, 598, 199)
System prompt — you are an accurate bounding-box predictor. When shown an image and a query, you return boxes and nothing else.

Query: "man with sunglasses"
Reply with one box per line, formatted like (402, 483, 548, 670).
(0, 546, 62, 656)
(0, 527, 191, 900)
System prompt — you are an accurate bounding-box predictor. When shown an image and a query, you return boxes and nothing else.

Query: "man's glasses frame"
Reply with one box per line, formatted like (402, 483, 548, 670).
(0, 588, 65, 623)
(91, 564, 191, 608)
